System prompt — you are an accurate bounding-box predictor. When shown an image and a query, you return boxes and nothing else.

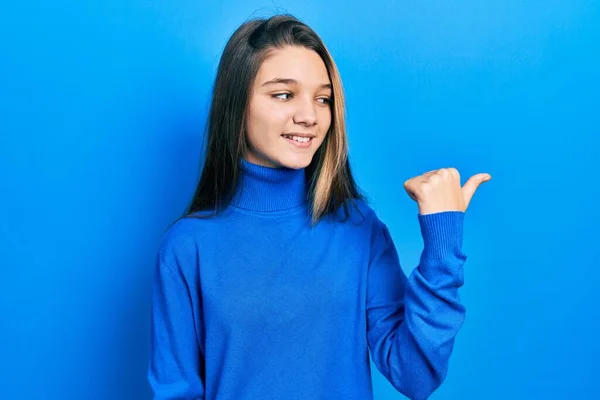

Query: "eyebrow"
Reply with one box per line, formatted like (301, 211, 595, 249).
(260, 78, 332, 90)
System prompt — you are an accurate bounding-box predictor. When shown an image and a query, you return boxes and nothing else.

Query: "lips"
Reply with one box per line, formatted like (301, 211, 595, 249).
(282, 134, 313, 148)
(282, 133, 316, 138)
(282, 134, 311, 142)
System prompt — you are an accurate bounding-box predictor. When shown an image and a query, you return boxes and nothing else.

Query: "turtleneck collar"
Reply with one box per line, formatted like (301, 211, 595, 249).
(230, 158, 309, 212)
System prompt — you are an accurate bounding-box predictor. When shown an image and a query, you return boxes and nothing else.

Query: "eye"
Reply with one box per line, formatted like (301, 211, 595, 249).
(272, 93, 292, 101)
(317, 97, 332, 105)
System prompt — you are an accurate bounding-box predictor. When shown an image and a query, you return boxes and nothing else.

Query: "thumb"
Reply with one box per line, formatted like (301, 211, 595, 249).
(462, 173, 491, 208)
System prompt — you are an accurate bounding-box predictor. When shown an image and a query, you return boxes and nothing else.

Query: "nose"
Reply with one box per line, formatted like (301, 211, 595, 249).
(292, 96, 317, 127)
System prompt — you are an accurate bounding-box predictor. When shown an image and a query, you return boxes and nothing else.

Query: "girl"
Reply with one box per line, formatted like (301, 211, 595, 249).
(148, 13, 491, 400)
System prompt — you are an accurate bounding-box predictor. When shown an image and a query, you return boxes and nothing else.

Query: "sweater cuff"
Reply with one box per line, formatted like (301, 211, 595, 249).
(418, 211, 465, 260)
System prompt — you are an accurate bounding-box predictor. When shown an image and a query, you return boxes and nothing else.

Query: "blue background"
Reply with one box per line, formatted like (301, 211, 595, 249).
(1, 1, 598, 399)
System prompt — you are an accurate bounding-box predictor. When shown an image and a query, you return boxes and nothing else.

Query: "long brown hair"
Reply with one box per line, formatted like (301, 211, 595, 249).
(185, 13, 365, 225)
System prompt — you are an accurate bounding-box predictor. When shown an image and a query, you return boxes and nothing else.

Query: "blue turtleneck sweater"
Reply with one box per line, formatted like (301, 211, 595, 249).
(148, 159, 467, 400)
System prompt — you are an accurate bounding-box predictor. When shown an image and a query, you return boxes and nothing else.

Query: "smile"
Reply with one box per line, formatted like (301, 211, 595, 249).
(282, 135, 313, 148)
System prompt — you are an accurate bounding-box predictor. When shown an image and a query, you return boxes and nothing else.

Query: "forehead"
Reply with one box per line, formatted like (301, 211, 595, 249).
(256, 46, 330, 85)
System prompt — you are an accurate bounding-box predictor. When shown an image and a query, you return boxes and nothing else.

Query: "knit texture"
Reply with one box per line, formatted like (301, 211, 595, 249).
(148, 159, 468, 400)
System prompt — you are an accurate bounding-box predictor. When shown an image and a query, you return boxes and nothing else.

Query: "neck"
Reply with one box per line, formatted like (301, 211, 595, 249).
(230, 158, 309, 212)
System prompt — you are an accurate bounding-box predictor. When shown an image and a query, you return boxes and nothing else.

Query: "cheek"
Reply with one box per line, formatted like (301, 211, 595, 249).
(248, 102, 291, 137)
(267, 104, 293, 129)
(318, 108, 332, 134)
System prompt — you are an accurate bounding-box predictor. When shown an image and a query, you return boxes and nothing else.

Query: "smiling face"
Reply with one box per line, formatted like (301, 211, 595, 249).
(244, 46, 333, 169)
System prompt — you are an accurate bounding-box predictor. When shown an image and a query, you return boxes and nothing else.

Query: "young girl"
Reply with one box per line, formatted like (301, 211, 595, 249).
(148, 13, 490, 400)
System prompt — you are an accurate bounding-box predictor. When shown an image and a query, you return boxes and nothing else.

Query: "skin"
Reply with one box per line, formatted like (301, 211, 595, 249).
(404, 168, 492, 215)
(244, 45, 332, 170)
(244, 46, 492, 214)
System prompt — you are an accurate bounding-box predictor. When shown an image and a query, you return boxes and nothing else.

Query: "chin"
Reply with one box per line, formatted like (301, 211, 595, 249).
(278, 155, 314, 170)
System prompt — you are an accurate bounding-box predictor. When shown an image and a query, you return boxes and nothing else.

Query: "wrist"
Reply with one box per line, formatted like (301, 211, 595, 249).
(418, 211, 465, 260)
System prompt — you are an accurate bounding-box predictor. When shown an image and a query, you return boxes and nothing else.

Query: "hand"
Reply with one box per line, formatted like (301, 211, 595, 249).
(403, 168, 491, 215)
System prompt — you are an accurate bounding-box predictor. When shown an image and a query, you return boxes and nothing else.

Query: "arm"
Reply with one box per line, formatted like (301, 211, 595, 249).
(148, 247, 205, 400)
(366, 211, 467, 400)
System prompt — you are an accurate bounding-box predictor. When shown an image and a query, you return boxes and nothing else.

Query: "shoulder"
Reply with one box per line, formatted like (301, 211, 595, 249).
(155, 210, 225, 268)
(158, 205, 238, 248)
(155, 217, 196, 269)
(160, 208, 234, 245)
(334, 197, 382, 227)
(348, 198, 376, 218)
(324, 198, 387, 241)
(153, 214, 212, 285)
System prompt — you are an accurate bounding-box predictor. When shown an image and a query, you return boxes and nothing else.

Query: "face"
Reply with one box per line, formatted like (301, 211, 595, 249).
(244, 46, 333, 169)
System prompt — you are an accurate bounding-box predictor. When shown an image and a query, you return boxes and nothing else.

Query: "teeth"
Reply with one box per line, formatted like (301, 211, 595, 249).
(284, 135, 311, 143)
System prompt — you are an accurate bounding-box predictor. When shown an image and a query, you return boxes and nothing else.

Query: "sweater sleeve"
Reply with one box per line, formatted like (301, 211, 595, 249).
(366, 211, 467, 400)
(148, 244, 205, 400)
